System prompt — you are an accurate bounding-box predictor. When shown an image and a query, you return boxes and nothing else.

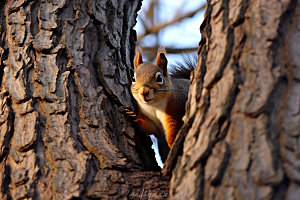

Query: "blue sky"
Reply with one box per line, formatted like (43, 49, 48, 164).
(135, 0, 206, 65)
(134, 0, 206, 167)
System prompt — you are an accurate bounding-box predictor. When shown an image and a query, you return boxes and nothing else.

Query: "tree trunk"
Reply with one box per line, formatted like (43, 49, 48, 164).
(169, 0, 300, 199)
(2, 0, 300, 199)
(0, 0, 169, 199)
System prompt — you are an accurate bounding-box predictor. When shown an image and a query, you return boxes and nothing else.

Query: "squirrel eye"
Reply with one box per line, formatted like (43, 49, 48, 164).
(132, 76, 135, 83)
(156, 73, 163, 85)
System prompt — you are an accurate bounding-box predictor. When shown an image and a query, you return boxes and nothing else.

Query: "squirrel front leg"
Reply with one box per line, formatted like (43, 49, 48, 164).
(123, 109, 158, 135)
(136, 114, 159, 135)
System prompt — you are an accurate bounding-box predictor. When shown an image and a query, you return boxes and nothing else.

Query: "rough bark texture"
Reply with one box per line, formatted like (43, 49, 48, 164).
(169, 0, 300, 199)
(0, 0, 169, 199)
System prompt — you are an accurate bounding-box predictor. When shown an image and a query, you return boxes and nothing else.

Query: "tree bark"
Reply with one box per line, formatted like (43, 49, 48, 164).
(169, 0, 300, 199)
(0, 0, 169, 199)
(2, 0, 300, 199)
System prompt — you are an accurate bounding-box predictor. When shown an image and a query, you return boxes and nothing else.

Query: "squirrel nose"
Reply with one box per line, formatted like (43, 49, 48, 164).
(140, 87, 149, 97)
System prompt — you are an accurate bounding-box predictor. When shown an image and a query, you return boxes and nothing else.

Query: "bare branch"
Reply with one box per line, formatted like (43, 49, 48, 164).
(137, 3, 206, 41)
(141, 46, 198, 54)
(138, 15, 150, 31)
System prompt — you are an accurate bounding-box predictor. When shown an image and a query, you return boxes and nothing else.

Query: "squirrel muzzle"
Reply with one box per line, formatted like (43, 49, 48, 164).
(138, 86, 154, 103)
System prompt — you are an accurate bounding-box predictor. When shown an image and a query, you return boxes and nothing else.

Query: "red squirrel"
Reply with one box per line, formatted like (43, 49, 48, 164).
(125, 48, 192, 161)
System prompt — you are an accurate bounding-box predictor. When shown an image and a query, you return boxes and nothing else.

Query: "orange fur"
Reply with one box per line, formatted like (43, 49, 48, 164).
(136, 110, 158, 135)
(164, 102, 183, 147)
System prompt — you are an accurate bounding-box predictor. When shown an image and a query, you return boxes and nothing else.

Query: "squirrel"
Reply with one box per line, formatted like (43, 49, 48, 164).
(124, 48, 194, 162)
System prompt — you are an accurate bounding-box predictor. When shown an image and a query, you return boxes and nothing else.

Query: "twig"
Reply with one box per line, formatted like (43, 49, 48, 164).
(137, 3, 206, 41)
(141, 46, 198, 54)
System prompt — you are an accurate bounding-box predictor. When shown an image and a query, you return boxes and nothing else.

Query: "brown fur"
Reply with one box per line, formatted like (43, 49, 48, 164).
(131, 48, 190, 151)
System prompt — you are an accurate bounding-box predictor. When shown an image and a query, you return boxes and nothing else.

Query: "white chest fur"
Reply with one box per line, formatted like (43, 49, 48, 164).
(138, 100, 168, 132)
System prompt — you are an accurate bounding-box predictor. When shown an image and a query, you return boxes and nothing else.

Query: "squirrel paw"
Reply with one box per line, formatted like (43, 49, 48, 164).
(122, 108, 138, 123)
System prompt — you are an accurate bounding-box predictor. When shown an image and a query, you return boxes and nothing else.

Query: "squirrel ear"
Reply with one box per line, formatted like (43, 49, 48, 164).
(156, 52, 168, 76)
(133, 50, 143, 69)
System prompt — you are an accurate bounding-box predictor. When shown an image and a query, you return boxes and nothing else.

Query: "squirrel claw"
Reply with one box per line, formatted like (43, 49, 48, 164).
(122, 108, 138, 123)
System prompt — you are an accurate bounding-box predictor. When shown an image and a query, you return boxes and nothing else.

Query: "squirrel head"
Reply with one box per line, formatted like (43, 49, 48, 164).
(131, 48, 171, 105)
